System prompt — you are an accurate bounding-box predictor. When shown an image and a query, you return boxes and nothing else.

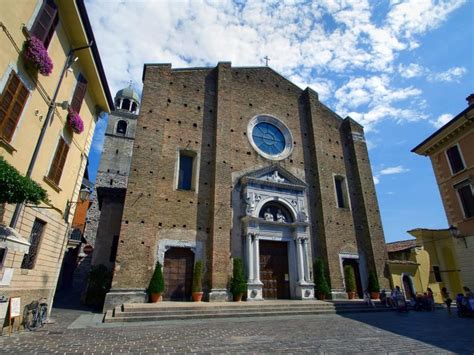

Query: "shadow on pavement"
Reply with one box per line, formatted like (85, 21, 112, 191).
(340, 308, 473, 354)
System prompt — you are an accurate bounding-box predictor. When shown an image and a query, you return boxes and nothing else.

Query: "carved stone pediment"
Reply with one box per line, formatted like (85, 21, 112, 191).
(240, 165, 307, 189)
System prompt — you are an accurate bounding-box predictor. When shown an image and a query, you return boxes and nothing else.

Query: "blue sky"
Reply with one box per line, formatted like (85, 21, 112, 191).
(86, 0, 473, 243)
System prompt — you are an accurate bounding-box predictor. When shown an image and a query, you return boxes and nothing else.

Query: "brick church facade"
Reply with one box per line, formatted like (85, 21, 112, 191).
(103, 62, 388, 309)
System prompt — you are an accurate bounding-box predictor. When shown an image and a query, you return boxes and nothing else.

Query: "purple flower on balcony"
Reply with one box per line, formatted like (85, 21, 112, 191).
(67, 109, 84, 134)
(23, 36, 53, 76)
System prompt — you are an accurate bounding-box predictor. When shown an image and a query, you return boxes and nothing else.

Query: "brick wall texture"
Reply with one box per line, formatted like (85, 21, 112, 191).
(110, 63, 389, 294)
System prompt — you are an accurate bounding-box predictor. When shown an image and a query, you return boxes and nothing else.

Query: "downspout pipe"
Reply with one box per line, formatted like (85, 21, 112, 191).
(9, 42, 93, 229)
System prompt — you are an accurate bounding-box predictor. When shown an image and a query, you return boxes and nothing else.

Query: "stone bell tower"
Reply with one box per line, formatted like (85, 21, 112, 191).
(83, 84, 140, 269)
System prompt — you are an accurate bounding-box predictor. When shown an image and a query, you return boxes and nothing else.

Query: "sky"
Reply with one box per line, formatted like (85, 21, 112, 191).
(85, 0, 473, 243)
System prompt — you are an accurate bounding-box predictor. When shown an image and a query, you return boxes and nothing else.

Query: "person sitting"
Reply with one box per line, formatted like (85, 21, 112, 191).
(380, 289, 389, 307)
(364, 289, 375, 307)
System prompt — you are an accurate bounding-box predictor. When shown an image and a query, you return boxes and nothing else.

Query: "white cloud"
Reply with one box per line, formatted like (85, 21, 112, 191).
(428, 67, 467, 82)
(380, 165, 410, 175)
(432, 113, 453, 128)
(398, 63, 425, 78)
(373, 175, 380, 185)
(84, 0, 465, 132)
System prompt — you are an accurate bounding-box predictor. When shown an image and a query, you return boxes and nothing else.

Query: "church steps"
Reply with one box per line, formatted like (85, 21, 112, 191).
(104, 301, 391, 323)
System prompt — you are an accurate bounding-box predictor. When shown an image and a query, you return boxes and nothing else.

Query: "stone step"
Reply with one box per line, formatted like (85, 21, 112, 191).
(117, 304, 377, 316)
(120, 301, 376, 313)
(105, 306, 391, 323)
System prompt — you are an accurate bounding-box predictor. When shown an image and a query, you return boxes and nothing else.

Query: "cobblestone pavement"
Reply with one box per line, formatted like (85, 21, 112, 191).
(0, 306, 473, 354)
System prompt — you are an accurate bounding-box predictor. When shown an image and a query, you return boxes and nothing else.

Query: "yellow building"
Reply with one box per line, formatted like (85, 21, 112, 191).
(0, 0, 112, 331)
(386, 232, 464, 304)
(412, 96, 474, 291)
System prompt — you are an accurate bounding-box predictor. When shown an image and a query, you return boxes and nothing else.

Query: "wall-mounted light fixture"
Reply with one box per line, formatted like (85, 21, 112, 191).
(449, 225, 467, 248)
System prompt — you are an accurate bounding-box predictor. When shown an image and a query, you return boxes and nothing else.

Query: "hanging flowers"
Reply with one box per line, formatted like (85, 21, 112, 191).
(67, 109, 84, 134)
(23, 36, 53, 76)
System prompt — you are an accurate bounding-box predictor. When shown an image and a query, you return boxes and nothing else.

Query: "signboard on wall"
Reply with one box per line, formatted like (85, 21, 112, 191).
(10, 297, 21, 317)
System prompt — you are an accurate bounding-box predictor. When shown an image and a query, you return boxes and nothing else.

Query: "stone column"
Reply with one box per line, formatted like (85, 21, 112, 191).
(302, 239, 310, 282)
(119, 98, 123, 109)
(246, 233, 254, 282)
(296, 238, 305, 283)
(253, 234, 261, 283)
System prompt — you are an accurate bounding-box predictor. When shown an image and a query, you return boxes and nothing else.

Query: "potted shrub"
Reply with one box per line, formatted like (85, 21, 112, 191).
(22, 36, 53, 76)
(367, 271, 380, 299)
(192, 260, 203, 302)
(148, 261, 165, 302)
(230, 257, 246, 302)
(344, 265, 356, 299)
(313, 258, 330, 300)
(67, 109, 84, 134)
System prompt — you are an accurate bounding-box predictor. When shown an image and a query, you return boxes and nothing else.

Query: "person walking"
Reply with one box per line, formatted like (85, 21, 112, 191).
(426, 288, 435, 311)
(441, 287, 452, 315)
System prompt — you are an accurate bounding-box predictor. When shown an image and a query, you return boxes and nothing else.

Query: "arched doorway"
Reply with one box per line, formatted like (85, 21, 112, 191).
(163, 247, 194, 301)
(402, 274, 415, 301)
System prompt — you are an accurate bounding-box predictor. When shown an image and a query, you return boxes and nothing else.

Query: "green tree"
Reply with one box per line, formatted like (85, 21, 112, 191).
(230, 257, 247, 296)
(192, 260, 203, 293)
(148, 261, 165, 295)
(367, 271, 380, 293)
(85, 264, 112, 309)
(344, 265, 356, 292)
(313, 258, 330, 297)
(0, 157, 47, 204)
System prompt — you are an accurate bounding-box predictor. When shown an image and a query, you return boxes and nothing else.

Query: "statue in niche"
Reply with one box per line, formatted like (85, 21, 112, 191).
(276, 209, 286, 223)
(264, 208, 274, 221)
(245, 192, 256, 215)
(300, 206, 309, 222)
(267, 171, 285, 183)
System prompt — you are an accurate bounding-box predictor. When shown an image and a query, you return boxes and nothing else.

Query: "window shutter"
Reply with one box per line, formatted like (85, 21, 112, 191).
(0, 72, 29, 142)
(30, 0, 58, 47)
(48, 138, 69, 185)
(70, 74, 88, 113)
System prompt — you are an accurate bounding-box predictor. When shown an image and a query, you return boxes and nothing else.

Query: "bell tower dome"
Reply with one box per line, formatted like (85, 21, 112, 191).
(114, 83, 140, 114)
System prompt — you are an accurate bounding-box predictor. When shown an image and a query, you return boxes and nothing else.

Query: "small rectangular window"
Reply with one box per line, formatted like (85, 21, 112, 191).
(446, 145, 465, 174)
(0, 71, 29, 142)
(178, 153, 194, 190)
(433, 266, 442, 282)
(21, 219, 46, 269)
(48, 137, 69, 185)
(30, 0, 59, 49)
(456, 182, 474, 218)
(334, 176, 346, 208)
(70, 74, 88, 113)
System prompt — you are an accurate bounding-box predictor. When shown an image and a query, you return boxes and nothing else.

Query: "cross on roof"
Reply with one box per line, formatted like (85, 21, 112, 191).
(264, 56, 270, 66)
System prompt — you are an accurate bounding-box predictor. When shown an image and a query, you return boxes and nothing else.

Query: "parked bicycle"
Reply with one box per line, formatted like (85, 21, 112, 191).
(24, 298, 48, 331)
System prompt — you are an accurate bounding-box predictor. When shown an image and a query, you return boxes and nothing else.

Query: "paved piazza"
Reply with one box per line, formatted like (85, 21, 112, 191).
(0, 307, 473, 354)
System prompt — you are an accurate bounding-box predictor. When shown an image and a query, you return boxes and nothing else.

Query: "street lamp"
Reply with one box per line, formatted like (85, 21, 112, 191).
(449, 225, 467, 248)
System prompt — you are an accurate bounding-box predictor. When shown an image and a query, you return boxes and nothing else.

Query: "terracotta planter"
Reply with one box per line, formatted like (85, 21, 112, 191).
(149, 293, 162, 303)
(370, 291, 380, 300)
(192, 292, 203, 302)
(233, 293, 243, 302)
(347, 291, 356, 300)
(316, 293, 326, 301)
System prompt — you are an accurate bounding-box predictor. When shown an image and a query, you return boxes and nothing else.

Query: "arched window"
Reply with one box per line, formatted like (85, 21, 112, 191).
(258, 201, 293, 222)
(116, 120, 127, 135)
(122, 98, 131, 111)
(131, 102, 137, 113)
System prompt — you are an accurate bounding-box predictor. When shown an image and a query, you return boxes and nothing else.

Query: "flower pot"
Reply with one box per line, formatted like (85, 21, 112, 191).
(233, 293, 243, 302)
(370, 291, 380, 300)
(347, 291, 356, 300)
(192, 292, 203, 302)
(149, 293, 162, 303)
(316, 293, 326, 301)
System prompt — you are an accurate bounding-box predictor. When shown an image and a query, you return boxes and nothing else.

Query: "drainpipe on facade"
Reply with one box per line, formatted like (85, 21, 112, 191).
(9, 43, 93, 229)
